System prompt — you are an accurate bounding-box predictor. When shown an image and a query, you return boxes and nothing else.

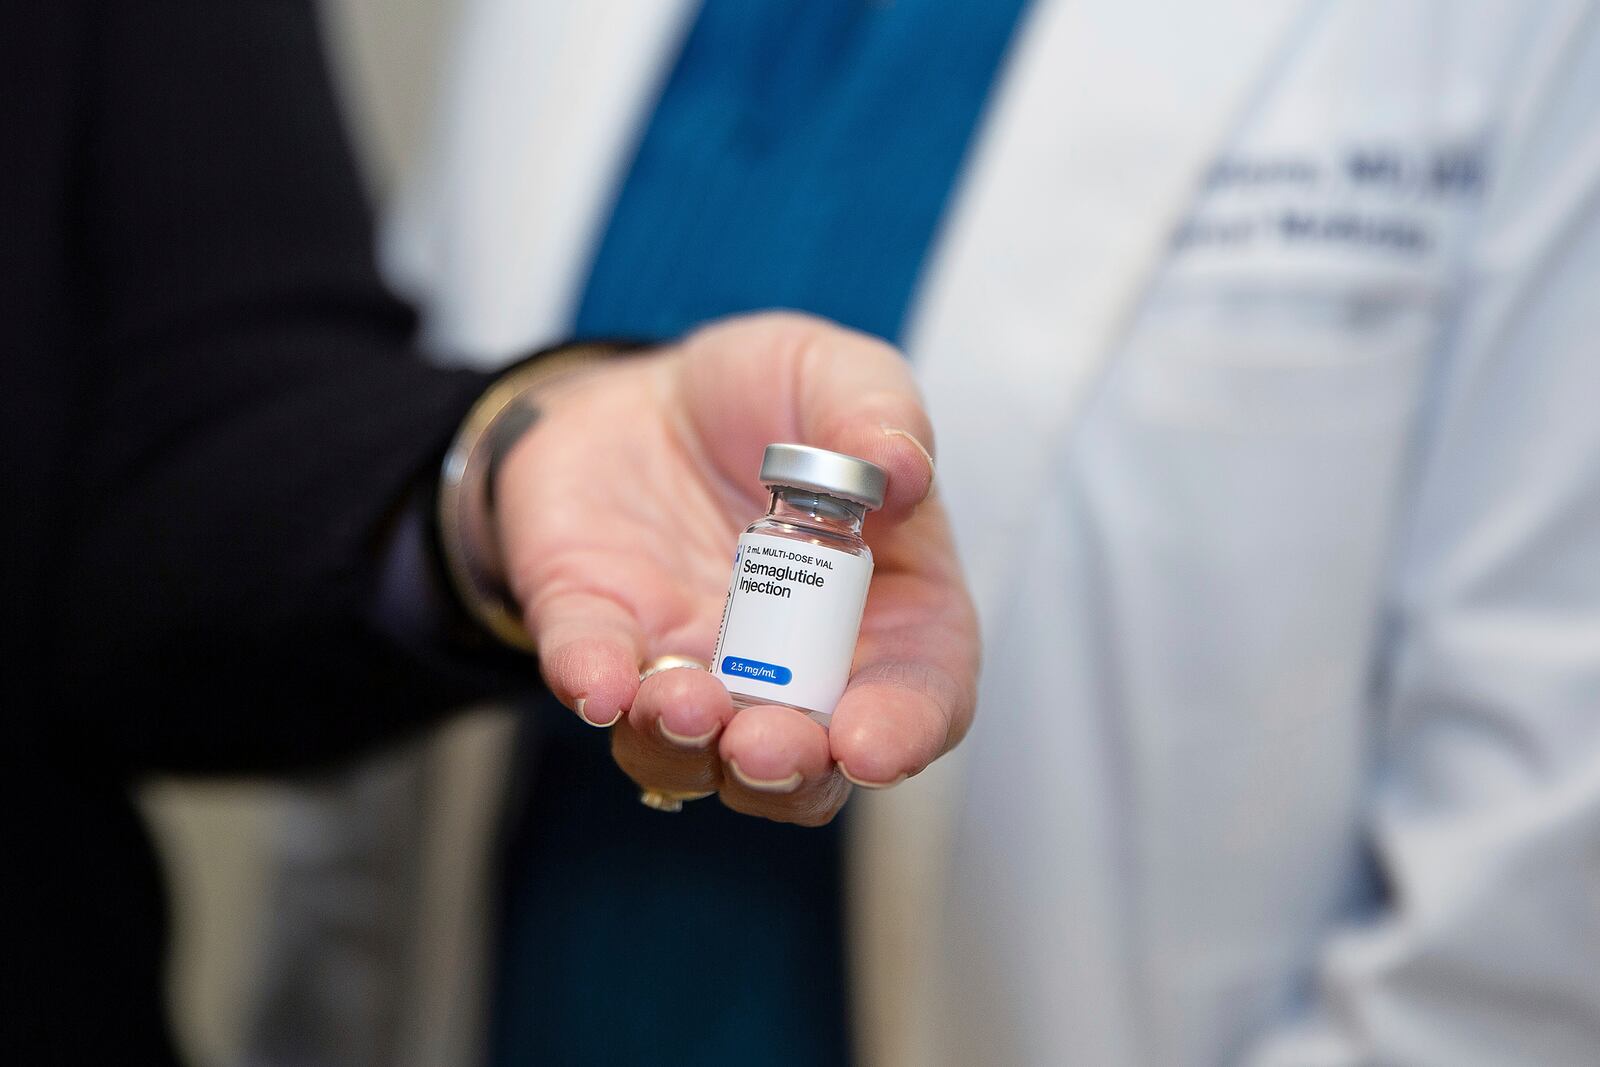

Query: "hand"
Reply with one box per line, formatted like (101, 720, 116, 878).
(494, 312, 979, 825)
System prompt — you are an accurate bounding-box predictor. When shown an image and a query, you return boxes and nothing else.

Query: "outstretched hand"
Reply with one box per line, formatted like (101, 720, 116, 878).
(495, 313, 978, 825)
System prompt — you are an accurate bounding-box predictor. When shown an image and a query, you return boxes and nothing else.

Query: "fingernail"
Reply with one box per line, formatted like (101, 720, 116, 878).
(727, 759, 803, 795)
(576, 697, 621, 728)
(881, 425, 935, 479)
(659, 720, 719, 750)
(838, 764, 908, 790)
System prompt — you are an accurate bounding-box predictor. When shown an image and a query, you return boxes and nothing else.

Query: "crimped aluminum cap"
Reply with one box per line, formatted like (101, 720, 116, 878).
(759, 443, 886, 510)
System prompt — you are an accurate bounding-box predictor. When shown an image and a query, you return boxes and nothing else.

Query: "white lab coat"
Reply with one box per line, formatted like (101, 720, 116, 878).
(386, 2, 1600, 1064)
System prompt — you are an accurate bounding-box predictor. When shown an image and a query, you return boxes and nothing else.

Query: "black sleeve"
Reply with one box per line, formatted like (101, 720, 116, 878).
(51, 0, 532, 773)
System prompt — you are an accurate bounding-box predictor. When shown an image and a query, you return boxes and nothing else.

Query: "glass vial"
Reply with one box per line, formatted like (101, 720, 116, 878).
(711, 444, 886, 726)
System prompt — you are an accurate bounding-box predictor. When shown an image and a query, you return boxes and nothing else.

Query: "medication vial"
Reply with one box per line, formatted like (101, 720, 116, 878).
(711, 444, 885, 725)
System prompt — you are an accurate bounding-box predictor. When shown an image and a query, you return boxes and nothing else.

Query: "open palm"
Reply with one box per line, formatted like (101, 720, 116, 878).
(495, 313, 978, 824)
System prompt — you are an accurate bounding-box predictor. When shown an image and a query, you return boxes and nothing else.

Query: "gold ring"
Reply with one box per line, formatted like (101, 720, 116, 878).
(639, 654, 708, 681)
(639, 787, 714, 813)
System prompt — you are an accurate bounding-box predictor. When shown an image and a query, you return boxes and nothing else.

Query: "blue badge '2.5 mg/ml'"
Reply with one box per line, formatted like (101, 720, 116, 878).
(711, 444, 885, 725)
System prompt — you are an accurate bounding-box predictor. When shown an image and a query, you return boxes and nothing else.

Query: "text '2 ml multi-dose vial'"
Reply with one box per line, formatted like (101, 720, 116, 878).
(711, 444, 885, 725)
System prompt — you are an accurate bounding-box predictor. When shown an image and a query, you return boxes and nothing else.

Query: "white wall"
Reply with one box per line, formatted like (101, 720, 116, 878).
(319, 0, 466, 195)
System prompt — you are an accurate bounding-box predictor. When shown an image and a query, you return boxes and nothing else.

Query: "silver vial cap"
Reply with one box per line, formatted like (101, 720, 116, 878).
(759, 443, 886, 511)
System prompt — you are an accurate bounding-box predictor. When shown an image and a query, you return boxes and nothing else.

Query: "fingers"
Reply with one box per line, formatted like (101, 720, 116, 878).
(797, 344, 937, 522)
(525, 588, 643, 726)
(831, 502, 981, 786)
(611, 665, 734, 796)
(718, 705, 852, 827)
(613, 671, 852, 826)
(828, 663, 971, 788)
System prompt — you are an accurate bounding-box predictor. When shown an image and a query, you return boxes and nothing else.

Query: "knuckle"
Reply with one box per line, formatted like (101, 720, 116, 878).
(611, 732, 719, 793)
(718, 769, 850, 826)
(719, 788, 841, 827)
(542, 637, 615, 685)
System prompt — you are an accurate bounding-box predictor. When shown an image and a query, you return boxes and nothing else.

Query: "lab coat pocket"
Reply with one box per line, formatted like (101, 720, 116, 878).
(1092, 270, 1450, 764)
(1123, 276, 1444, 436)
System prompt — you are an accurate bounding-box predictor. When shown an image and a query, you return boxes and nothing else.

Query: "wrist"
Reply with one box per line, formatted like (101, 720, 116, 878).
(435, 341, 634, 651)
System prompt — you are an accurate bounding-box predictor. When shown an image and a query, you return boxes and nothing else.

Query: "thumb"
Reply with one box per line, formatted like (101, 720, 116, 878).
(683, 312, 937, 523)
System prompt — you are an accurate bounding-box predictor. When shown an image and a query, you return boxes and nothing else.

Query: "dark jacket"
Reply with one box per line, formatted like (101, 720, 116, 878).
(1, 3, 513, 1060)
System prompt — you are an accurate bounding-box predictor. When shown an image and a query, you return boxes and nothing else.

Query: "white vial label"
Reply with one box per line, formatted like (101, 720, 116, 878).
(711, 532, 873, 719)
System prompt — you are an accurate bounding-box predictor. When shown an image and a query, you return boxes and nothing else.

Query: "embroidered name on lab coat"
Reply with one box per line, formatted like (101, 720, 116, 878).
(1172, 140, 1487, 261)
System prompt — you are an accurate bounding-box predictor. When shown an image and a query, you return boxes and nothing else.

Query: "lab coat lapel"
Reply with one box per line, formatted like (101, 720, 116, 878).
(853, 3, 1314, 1064)
(907, 0, 1316, 609)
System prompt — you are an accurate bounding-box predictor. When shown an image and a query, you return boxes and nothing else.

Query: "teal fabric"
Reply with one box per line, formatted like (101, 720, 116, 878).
(492, 2, 1029, 1063)
(574, 0, 1031, 345)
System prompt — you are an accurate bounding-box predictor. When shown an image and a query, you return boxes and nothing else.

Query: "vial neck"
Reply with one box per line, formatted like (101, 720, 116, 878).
(767, 486, 866, 536)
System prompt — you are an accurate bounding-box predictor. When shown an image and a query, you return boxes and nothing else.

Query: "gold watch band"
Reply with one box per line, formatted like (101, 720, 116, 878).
(435, 343, 621, 652)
